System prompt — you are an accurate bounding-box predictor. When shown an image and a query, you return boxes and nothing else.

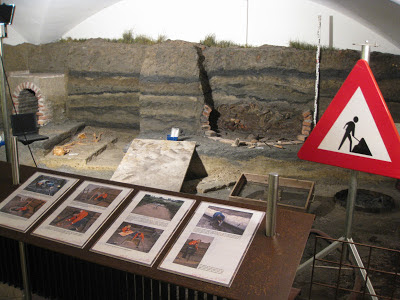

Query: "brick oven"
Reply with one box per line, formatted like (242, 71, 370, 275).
(9, 71, 66, 126)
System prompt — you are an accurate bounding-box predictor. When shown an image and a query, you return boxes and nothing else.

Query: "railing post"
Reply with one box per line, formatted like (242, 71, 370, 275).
(11, 136, 20, 185)
(265, 173, 278, 237)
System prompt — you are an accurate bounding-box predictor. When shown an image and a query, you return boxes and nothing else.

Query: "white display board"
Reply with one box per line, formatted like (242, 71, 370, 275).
(33, 181, 132, 248)
(0, 172, 79, 232)
(91, 191, 195, 266)
(159, 202, 264, 287)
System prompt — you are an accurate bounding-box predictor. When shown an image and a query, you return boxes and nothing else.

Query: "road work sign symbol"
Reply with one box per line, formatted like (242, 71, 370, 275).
(337, 116, 371, 156)
(298, 59, 400, 178)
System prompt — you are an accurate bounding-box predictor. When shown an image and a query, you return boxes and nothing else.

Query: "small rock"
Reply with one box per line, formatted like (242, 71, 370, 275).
(297, 134, 307, 142)
(246, 133, 259, 141)
(231, 138, 240, 147)
(205, 130, 217, 137)
(123, 143, 132, 153)
(260, 137, 270, 142)
(201, 124, 211, 130)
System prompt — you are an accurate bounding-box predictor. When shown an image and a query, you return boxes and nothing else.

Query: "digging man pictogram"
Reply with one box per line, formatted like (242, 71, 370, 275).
(338, 116, 372, 156)
(338, 116, 359, 152)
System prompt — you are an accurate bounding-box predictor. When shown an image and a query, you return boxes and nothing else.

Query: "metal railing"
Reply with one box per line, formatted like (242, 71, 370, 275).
(309, 236, 400, 299)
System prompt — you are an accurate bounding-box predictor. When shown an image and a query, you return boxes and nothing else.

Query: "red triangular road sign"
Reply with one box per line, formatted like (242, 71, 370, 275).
(298, 59, 400, 179)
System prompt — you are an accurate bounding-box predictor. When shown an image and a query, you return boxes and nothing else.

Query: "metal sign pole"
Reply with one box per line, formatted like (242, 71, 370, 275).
(342, 40, 369, 239)
(342, 41, 377, 299)
(361, 41, 371, 63)
(246, 0, 249, 47)
(298, 41, 380, 299)
(344, 169, 358, 240)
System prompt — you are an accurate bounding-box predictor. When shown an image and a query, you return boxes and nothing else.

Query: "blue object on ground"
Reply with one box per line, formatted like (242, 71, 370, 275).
(0, 141, 5, 147)
(167, 135, 178, 141)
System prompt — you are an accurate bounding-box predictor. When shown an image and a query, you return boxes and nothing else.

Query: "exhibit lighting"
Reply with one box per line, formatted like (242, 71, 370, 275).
(0, 3, 15, 25)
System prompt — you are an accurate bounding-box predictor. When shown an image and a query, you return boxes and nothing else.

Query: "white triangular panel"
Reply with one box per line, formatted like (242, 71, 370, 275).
(318, 87, 391, 162)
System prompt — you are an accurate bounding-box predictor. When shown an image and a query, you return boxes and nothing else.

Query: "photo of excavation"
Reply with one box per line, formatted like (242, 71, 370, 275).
(106, 222, 163, 253)
(24, 175, 68, 197)
(196, 205, 253, 235)
(173, 233, 213, 269)
(73, 183, 122, 208)
(49, 206, 100, 233)
(132, 194, 184, 221)
(0, 195, 45, 219)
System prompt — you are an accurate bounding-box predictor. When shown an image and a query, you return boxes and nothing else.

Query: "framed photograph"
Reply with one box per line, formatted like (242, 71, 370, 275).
(0, 172, 79, 232)
(158, 202, 264, 287)
(32, 181, 133, 248)
(91, 191, 195, 266)
(23, 174, 73, 197)
(172, 233, 214, 269)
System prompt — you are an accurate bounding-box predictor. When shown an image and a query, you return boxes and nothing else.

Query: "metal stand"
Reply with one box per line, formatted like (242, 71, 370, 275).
(0, 9, 30, 299)
(11, 136, 20, 185)
(0, 24, 11, 162)
(265, 173, 278, 237)
(18, 241, 32, 300)
(297, 42, 379, 299)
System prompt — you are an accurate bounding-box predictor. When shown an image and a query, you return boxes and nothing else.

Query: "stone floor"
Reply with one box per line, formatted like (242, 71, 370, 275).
(0, 283, 45, 300)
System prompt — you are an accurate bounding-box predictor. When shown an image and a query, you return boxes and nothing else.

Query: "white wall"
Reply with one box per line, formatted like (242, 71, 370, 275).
(4, 26, 28, 45)
(246, 0, 400, 54)
(63, 0, 247, 45)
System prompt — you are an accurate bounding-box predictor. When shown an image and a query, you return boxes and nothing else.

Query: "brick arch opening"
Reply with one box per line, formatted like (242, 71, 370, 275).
(12, 82, 51, 126)
(17, 89, 37, 114)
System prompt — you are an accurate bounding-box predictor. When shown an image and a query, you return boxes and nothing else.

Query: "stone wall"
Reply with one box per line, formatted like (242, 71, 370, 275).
(202, 45, 315, 138)
(139, 41, 203, 134)
(4, 39, 145, 129)
(2, 40, 400, 138)
(202, 45, 400, 139)
(65, 40, 145, 129)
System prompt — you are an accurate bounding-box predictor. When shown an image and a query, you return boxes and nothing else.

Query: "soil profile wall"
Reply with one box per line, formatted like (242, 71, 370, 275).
(2, 39, 400, 138)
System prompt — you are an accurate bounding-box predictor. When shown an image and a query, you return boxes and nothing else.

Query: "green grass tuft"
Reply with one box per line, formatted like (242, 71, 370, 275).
(122, 30, 135, 43)
(156, 34, 168, 43)
(289, 40, 337, 51)
(59, 37, 88, 43)
(134, 34, 157, 45)
(200, 34, 247, 48)
(200, 34, 217, 47)
(59, 30, 168, 45)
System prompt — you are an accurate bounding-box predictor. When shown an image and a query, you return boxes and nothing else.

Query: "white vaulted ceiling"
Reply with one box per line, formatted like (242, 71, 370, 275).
(4, 0, 122, 44)
(2, 0, 400, 52)
(310, 0, 400, 49)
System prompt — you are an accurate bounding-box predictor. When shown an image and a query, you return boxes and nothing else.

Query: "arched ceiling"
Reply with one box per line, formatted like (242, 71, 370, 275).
(4, 0, 122, 45)
(3, 0, 400, 50)
(310, 0, 400, 49)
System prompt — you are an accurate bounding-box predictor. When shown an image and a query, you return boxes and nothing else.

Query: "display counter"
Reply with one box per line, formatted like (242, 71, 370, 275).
(0, 161, 314, 300)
